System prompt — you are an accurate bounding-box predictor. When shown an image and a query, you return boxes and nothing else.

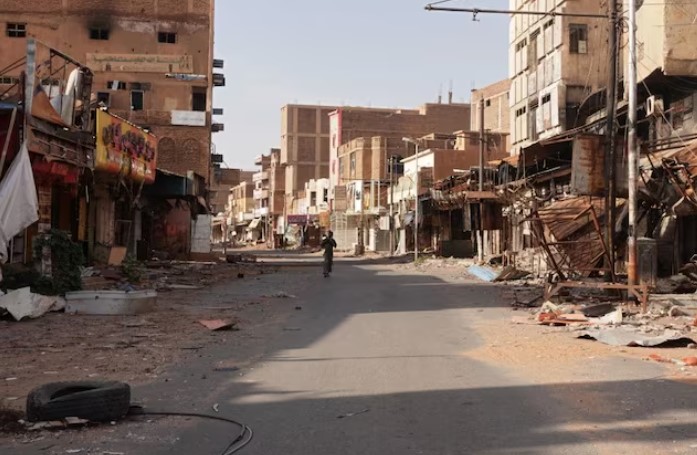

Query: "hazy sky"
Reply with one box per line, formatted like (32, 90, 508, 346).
(213, 0, 509, 169)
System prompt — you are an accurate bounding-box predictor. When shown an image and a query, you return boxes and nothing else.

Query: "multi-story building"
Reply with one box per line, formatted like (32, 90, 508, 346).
(267, 149, 286, 239)
(1, 0, 222, 183)
(471, 79, 512, 151)
(508, 0, 609, 154)
(280, 104, 338, 212)
(227, 180, 255, 243)
(210, 168, 253, 215)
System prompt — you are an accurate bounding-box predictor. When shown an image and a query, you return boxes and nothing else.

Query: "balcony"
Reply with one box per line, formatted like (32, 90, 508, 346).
(253, 189, 270, 200)
(254, 207, 270, 217)
(253, 171, 269, 182)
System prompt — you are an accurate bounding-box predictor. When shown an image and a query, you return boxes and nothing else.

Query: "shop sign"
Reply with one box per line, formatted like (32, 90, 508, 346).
(171, 110, 206, 127)
(95, 110, 157, 183)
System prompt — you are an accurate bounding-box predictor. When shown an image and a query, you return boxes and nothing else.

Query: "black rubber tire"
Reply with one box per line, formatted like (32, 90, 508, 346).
(26, 381, 131, 423)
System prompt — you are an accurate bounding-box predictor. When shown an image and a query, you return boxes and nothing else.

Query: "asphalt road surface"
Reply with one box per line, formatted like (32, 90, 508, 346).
(5, 261, 697, 454)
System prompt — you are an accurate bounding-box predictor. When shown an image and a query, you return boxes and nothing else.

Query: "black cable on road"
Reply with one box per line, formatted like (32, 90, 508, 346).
(128, 406, 254, 454)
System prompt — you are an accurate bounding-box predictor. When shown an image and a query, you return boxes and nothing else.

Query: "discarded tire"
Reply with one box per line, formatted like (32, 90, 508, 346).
(26, 381, 131, 423)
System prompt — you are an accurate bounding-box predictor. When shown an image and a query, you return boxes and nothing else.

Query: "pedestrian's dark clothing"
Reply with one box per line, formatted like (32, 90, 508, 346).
(321, 237, 337, 275)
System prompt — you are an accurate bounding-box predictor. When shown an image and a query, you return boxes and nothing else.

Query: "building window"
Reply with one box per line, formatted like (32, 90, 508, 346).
(192, 87, 207, 112)
(310, 191, 317, 206)
(131, 91, 144, 111)
(485, 99, 491, 107)
(529, 29, 540, 63)
(89, 28, 110, 40)
(158, 32, 177, 44)
(107, 81, 127, 90)
(569, 24, 588, 54)
(323, 188, 329, 203)
(6, 23, 26, 38)
(96, 92, 111, 106)
(541, 93, 552, 104)
(0, 76, 20, 85)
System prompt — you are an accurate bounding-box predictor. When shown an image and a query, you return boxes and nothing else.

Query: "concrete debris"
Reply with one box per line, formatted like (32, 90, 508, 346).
(494, 266, 531, 282)
(269, 291, 296, 299)
(578, 327, 696, 347)
(582, 303, 616, 318)
(198, 319, 236, 331)
(337, 408, 370, 419)
(65, 290, 157, 316)
(0, 287, 66, 321)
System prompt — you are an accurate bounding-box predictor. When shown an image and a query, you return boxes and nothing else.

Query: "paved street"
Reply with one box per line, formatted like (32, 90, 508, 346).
(142, 262, 697, 454)
(4, 261, 697, 454)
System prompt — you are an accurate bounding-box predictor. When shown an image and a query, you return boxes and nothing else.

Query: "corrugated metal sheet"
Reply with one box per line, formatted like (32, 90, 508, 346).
(570, 134, 605, 196)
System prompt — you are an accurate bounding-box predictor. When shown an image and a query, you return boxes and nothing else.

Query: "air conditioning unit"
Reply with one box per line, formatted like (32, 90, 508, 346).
(646, 95, 664, 117)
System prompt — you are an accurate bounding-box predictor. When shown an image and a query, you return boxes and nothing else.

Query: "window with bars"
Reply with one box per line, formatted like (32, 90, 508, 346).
(6, 23, 26, 38)
(90, 28, 110, 40)
(158, 32, 177, 44)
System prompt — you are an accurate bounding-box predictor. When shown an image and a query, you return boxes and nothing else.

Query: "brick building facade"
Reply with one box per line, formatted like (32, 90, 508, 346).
(0, 0, 218, 182)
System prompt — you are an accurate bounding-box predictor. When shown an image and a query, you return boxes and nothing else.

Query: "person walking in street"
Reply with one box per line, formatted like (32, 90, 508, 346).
(321, 230, 337, 277)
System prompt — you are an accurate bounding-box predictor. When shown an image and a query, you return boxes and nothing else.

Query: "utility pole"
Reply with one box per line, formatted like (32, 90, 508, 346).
(478, 96, 485, 263)
(627, 0, 638, 287)
(414, 143, 420, 262)
(389, 155, 395, 256)
(403, 137, 420, 262)
(605, 0, 619, 275)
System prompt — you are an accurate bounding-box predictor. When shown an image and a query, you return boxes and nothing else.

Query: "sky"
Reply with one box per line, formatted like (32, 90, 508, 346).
(213, 0, 509, 169)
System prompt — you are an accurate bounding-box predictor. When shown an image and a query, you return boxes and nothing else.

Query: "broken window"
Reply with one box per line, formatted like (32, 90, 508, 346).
(89, 28, 109, 40)
(569, 24, 588, 54)
(96, 92, 111, 106)
(107, 81, 126, 91)
(6, 23, 26, 38)
(130, 91, 144, 111)
(158, 32, 177, 44)
(192, 87, 207, 112)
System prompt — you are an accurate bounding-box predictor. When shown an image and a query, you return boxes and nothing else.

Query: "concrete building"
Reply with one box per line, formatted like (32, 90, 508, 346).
(227, 180, 255, 243)
(471, 79, 512, 151)
(330, 103, 472, 204)
(508, 0, 609, 154)
(210, 168, 253, 216)
(280, 104, 338, 211)
(0, 0, 221, 183)
(268, 149, 286, 241)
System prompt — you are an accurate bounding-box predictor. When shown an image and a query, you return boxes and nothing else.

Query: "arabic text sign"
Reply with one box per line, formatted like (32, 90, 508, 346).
(95, 110, 157, 184)
(86, 53, 193, 73)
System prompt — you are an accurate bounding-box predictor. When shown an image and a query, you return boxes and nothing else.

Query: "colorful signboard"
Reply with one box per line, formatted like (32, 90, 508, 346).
(95, 110, 157, 184)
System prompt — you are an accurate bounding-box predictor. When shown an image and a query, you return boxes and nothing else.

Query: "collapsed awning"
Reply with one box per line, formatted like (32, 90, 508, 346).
(248, 218, 261, 230)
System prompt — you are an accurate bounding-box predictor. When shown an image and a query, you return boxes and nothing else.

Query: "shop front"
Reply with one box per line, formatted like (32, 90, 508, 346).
(92, 109, 157, 261)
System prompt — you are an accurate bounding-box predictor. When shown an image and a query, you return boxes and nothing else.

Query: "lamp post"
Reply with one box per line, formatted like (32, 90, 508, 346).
(403, 137, 420, 262)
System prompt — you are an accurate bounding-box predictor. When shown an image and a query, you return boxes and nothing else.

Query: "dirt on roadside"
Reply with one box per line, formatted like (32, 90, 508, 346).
(0, 263, 309, 418)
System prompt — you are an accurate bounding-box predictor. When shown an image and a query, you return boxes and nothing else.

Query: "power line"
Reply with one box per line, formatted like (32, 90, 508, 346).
(424, 3, 610, 19)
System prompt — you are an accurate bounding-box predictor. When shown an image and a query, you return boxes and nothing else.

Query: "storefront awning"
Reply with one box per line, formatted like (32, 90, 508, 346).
(248, 218, 261, 230)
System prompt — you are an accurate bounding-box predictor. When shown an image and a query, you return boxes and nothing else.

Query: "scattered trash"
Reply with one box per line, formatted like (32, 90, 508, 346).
(283, 327, 301, 331)
(337, 408, 370, 419)
(166, 284, 202, 290)
(494, 266, 531, 282)
(65, 290, 157, 316)
(269, 291, 296, 299)
(214, 366, 240, 373)
(295, 306, 303, 310)
(578, 327, 696, 347)
(684, 356, 697, 366)
(0, 287, 65, 321)
(467, 265, 498, 282)
(198, 320, 236, 331)
(212, 403, 220, 413)
(582, 303, 616, 318)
